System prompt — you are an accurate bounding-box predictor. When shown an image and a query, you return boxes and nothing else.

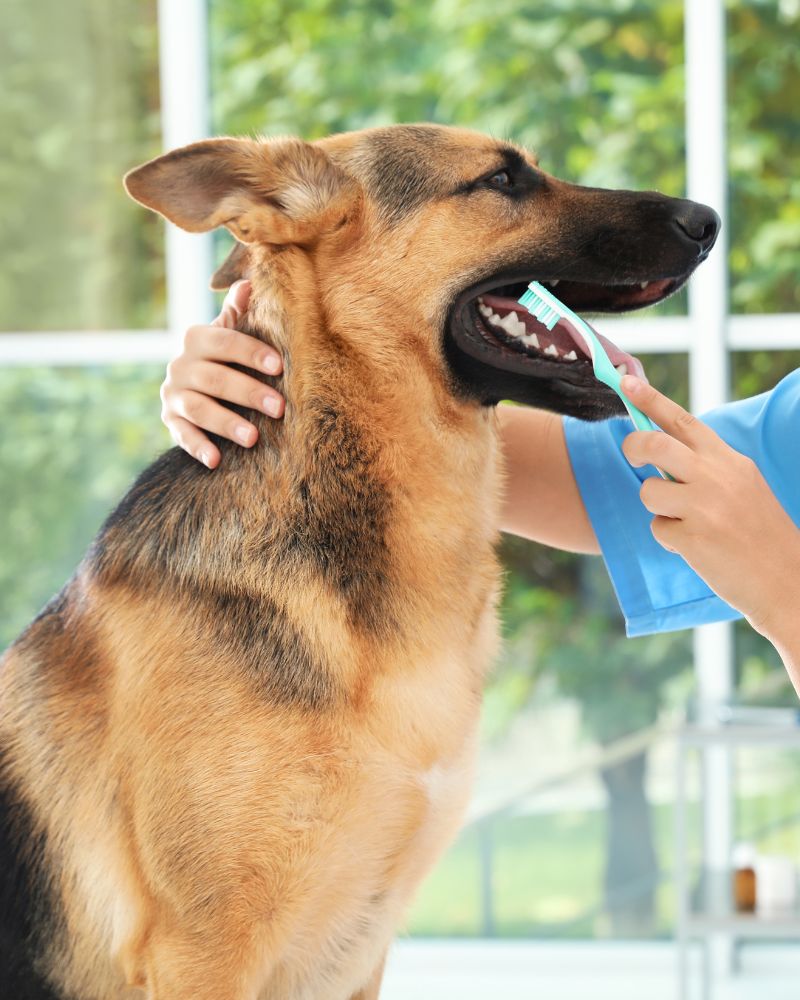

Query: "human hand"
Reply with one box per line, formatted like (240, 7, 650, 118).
(620, 375, 800, 645)
(160, 280, 285, 468)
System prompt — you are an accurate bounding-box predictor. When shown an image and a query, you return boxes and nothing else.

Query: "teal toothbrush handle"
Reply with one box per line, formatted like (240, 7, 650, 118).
(619, 393, 674, 480)
(621, 398, 657, 433)
(578, 324, 674, 480)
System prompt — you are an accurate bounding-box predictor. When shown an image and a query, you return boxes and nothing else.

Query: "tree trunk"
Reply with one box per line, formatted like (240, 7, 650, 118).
(599, 749, 658, 936)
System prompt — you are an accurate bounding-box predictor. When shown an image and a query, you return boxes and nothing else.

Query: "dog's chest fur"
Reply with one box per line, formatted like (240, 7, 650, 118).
(261, 640, 493, 1000)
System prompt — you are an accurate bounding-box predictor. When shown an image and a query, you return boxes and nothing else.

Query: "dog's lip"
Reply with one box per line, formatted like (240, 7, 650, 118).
(540, 275, 680, 312)
(458, 270, 685, 314)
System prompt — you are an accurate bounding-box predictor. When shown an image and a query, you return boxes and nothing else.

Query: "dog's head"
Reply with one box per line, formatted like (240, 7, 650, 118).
(125, 125, 718, 421)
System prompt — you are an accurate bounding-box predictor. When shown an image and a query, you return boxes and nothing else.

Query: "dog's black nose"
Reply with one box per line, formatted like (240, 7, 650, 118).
(673, 203, 721, 256)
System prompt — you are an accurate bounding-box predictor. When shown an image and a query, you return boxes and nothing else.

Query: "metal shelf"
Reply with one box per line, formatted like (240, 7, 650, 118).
(684, 870, 800, 937)
(674, 721, 800, 999)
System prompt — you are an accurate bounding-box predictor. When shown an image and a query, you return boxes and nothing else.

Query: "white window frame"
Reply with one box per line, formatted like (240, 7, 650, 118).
(1, 0, 797, 929)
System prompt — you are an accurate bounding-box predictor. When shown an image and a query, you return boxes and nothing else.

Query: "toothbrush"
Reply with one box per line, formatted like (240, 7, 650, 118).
(518, 280, 672, 479)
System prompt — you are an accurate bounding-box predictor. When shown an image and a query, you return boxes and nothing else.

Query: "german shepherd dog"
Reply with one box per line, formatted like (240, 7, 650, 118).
(0, 125, 718, 1000)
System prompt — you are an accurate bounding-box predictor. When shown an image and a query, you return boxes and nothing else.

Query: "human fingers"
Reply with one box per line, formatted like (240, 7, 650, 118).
(649, 514, 683, 554)
(181, 324, 282, 376)
(166, 415, 221, 469)
(622, 429, 696, 482)
(620, 376, 717, 451)
(639, 477, 689, 519)
(168, 358, 284, 418)
(171, 389, 259, 448)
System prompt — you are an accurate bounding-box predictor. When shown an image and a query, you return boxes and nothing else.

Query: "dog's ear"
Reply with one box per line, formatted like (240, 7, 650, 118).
(124, 137, 359, 248)
(210, 242, 250, 292)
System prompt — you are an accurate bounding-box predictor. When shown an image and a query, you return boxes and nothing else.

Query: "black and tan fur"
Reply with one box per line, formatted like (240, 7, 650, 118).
(0, 124, 718, 999)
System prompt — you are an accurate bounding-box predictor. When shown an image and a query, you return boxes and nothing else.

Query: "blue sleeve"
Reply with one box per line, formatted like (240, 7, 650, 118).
(563, 369, 800, 637)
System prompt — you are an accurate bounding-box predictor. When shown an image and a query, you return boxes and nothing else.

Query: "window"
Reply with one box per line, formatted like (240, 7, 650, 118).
(3, 0, 799, 947)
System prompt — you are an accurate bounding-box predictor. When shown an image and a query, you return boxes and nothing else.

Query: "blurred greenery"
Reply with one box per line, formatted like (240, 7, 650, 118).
(409, 782, 800, 937)
(0, 0, 164, 331)
(2, 0, 799, 943)
(728, 0, 800, 314)
(0, 368, 169, 649)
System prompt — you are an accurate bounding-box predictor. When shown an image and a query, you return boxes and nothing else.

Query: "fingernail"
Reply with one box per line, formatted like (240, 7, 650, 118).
(262, 353, 281, 374)
(235, 425, 254, 445)
(263, 396, 281, 417)
(200, 451, 211, 467)
(621, 375, 645, 396)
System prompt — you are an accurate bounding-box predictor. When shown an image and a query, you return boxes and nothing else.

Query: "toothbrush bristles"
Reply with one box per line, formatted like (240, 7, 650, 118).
(519, 287, 560, 331)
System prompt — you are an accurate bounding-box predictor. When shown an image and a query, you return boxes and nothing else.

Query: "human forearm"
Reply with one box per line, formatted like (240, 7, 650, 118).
(497, 404, 599, 554)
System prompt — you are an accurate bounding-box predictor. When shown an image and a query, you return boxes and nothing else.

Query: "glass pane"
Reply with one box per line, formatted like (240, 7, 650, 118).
(0, 0, 165, 332)
(731, 348, 800, 402)
(727, 0, 800, 314)
(0, 367, 169, 648)
(736, 745, 800, 864)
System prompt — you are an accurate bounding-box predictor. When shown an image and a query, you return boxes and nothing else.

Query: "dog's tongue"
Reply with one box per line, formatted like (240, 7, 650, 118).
(570, 321, 648, 381)
(481, 294, 647, 381)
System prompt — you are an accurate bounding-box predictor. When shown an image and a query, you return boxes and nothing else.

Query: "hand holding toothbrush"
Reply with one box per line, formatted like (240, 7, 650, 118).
(620, 374, 800, 662)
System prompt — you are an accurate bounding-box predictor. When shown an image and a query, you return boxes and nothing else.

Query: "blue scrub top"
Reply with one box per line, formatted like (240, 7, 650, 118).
(563, 368, 800, 637)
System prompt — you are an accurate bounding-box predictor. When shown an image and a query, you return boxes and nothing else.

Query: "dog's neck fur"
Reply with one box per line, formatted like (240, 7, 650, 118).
(228, 254, 502, 649)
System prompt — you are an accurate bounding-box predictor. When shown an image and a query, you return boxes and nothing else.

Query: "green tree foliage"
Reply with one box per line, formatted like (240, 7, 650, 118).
(728, 0, 800, 314)
(0, 368, 168, 649)
(0, 0, 164, 332)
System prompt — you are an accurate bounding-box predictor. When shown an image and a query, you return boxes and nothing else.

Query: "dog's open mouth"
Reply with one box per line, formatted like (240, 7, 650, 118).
(445, 271, 688, 418)
(464, 274, 683, 377)
(475, 289, 647, 379)
(448, 272, 691, 416)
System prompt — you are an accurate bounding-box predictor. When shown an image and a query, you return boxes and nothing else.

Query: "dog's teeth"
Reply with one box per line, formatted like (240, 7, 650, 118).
(490, 312, 502, 325)
(639, 281, 649, 290)
(544, 344, 559, 358)
(521, 333, 540, 349)
(564, 350, 578, 361)
(616, 363, 628, 376)
(478, 304, 492, 318)
(496, 313, 516, 334)
(502, 313, 527, 337)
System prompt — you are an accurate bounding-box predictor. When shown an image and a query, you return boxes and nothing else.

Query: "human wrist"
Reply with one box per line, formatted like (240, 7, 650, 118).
(749, 542, 800, 649)
(759, 603, 800, 657)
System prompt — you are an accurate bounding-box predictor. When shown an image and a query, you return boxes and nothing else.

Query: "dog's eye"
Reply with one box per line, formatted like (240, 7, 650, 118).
(487, 170, 513, 190)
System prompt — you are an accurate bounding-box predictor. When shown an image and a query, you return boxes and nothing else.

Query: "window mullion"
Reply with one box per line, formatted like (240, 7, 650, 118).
(157, 0, 214, 345)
